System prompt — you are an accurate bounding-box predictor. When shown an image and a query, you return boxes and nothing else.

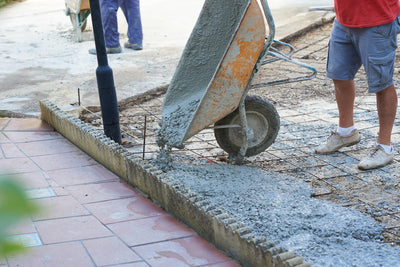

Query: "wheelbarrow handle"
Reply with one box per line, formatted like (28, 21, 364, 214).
(260, 0, 276, 49)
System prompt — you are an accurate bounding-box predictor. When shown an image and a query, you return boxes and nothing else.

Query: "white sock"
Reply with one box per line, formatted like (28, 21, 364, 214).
(377, 143, 392, 154)
(337, 126, 355, 137)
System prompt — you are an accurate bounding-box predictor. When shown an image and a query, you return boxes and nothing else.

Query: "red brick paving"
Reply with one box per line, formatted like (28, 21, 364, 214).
(0, 118, 240, 266)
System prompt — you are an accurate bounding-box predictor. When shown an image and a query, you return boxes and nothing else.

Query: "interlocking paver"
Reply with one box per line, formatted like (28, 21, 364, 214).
(16, 138, 80, 157)
(31, 195, 90, 220)
(3, 119, 52, 132)
(3, 131, 61, 143)
(82, 237, 142, 266)
(133, 235, 239, 267)
(11, 171, 49, 189)
(30, 151, 97, 171)
(47, 164, 119, 186)
(108, 215, 196, 246)
(1, 118, 237, 266)
(66, 181, 140, 204)
(85, 196, 165, 224)
(7, 242, 94, 267)
(35, 216, 113, 244)
(0, 158, 41, 174)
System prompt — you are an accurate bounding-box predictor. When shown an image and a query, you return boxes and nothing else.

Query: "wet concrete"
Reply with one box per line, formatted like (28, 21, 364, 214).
(160, 157, 400, 267)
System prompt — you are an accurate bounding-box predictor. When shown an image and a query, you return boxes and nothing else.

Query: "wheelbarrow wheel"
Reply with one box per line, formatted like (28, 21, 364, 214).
(214, 95, 280, 157)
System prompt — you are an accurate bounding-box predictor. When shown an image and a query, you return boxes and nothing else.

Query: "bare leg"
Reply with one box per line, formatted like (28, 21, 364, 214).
(376, 84, 398, 146)
(314, 79, 360, 154)
(333, 79, 356, 128)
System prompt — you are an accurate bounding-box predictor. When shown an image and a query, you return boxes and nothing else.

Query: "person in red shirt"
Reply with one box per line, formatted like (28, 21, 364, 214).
(315, 0, 400, 170)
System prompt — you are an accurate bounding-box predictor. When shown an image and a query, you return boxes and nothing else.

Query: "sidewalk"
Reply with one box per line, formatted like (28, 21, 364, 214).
(0, 118, 240, 267)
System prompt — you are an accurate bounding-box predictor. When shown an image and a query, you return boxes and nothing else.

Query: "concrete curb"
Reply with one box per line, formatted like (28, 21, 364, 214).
(40, 99, 311, 267)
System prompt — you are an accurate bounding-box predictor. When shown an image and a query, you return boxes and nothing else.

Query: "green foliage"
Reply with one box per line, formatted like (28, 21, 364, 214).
(0, 0, 18, 8)
(0, 174, 39, 257)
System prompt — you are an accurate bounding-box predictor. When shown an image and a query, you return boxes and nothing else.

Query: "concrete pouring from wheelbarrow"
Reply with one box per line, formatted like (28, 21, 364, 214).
(39, 99, 311, 267)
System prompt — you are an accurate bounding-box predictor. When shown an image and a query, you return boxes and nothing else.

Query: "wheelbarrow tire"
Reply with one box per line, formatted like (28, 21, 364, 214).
(214, 95, 280, 157)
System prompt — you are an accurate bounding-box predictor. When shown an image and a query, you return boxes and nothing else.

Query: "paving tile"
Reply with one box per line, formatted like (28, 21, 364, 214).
(108, 214, 196, 246)
(7, 242, 94, 267)
(31, 195, 90, 221)
(134, 235, 233, 267)
(11, 171, 49, 189)
(66, 181, 139, 204)
(26, 188, 56, 199)
(7, 233, 42, 247)
(16, 139, 80, 157)
(47, 164, 119, 186)
(35, 215, 112, 244)
(85, 196, 165, 224)
(4, 130, 61, 143)
(109, 263, 150, 267)
(30, 151, 97, 171)
(0, 158, 41, 174)
(83, 236, 142, 266)
(0, 118, 10, 129)
(5, 218, 36, 236)
(2, 142, 27, 158)
(4, 119, 53, 132)
(51, 185, 71, 196)
(208, 260, 242, 266)
(0, 132, 10, 143)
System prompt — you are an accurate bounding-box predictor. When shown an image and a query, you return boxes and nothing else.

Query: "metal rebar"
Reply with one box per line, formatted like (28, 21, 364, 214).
(143, 115, 147, 160)
(78, 88, 81, 106)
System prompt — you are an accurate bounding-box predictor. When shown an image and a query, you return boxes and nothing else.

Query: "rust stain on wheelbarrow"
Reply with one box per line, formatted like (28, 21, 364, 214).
(186, 0, 266, 139)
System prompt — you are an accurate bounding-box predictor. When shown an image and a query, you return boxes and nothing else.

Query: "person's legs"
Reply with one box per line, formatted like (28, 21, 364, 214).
(333, 79, 356, 128)
(100, 0, 120, 48)
(358, 84, 397, 170)
(376, 84, 398, 146)
(315, 20, 361, 154)
(120, 0, 143, 46)
(315, 79, 360, 154)
(356, 17, 399, 169)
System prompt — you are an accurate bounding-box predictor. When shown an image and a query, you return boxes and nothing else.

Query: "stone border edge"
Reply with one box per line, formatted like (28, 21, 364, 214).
(40, 99, 311, 267)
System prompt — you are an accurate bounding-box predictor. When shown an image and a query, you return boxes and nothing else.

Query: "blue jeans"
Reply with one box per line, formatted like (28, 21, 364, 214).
(99, 0, 143, 48)
(327, 16, 400, 93)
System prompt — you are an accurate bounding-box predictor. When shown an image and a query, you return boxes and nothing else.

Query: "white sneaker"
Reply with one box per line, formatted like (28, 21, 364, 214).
(315, 129, 360, 154)
(358, 145, 395, 170)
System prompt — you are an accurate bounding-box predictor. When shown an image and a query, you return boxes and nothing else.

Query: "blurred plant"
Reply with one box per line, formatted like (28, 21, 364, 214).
(0, 0, 17, 8)
(0, 173, 39, 258)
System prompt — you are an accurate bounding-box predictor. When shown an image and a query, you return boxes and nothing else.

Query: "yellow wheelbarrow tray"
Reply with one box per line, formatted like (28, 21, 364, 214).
(158, 0, 317, 163)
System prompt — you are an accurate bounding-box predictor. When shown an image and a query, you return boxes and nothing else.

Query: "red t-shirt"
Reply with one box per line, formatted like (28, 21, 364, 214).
(335, 0, 400, 28)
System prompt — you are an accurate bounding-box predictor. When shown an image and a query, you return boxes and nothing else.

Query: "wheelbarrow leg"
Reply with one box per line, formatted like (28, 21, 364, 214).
(230, 87, 251, 165)
(234, 100, 249, 165)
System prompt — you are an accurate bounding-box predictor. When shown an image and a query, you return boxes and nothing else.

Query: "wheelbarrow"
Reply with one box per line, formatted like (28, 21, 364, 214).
(65, 0, 91, 41)
(158, 0, 317, 163)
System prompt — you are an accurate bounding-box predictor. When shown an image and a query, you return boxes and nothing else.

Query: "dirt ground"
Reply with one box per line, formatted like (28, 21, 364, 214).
(80, 22, 400, 248)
